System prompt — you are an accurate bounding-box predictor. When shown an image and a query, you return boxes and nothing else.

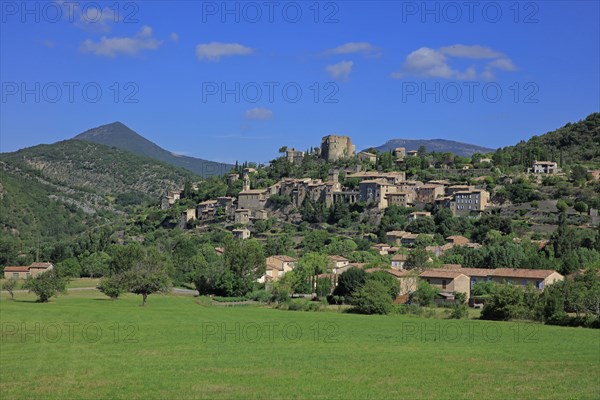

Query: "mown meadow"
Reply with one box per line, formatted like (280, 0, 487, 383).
(1, 291, 598, 399)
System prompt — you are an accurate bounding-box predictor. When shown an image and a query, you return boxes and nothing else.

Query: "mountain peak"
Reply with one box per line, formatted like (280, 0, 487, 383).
(74, 122, 140, 140)
(72, 122, 232, 177)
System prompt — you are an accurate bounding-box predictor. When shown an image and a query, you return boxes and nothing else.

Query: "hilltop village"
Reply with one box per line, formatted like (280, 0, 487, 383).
(155, 134, 599, 305)
(164, 134, 496, 224)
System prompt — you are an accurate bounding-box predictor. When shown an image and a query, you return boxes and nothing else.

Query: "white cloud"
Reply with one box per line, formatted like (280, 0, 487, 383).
(487, 58, 517, 71)
(244, 108, 273, 120)
(170, 32, 179, 42)
(438, 44, 504, 59)
(80, 25, 163, 57)
(75, 6, 118, 34)
(195, 42, 253, 62)
(324, 42, 380, 57)
(326, 61, 353, 81)
(392, 44, 517, 80)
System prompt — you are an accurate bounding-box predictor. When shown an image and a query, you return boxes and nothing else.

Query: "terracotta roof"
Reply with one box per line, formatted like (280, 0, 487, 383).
(446, 235, 470, 244)
(366, 268, 412, 278)
(448, 268, 491, 277)
(392, 253, 408, 261)
(4, 266, 30, 272)
(419, 270, 468, 279)
(489, 269, 561, 279)
(349, 263, 366, 268)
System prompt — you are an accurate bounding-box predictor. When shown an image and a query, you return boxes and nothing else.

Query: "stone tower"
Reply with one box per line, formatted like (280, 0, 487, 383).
(320, 135, 355, 162)
(243, 173, 250, 191)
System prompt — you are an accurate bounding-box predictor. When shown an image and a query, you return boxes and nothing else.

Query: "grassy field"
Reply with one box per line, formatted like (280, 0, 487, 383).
(1, 291, 598, 399)
(1, 277, 100, 290)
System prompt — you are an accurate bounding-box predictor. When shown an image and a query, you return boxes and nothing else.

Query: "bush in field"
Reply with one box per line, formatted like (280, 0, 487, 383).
(97, 275, 127, 299)
(246, 290, 271, 302)
(23, 270, 69, 303)
(449, 292, 468, 319)
(351, 280, 393, 315)
(271, 287, 289, 304)
(2, 278, 18, 300)
(481, 284, 529, 321)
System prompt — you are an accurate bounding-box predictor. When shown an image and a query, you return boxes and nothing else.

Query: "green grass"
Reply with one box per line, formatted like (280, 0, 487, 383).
(1, 278, 100, 290)
(1, 291, 598, 399)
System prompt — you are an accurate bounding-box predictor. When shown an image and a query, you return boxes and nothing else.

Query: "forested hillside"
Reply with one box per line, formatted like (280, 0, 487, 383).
(0, 140, 201, 253)
(493, 113, 600, 168)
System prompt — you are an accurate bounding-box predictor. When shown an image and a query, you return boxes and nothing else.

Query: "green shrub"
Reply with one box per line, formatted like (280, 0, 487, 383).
(97, 275, 127, 299)
(246, 290, 271, 302)
(351, 280, 393, 315)
(212, 296, 248, 302)
(23, 270, 69, 303)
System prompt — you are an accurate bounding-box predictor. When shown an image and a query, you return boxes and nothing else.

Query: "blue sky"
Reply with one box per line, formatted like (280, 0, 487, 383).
(1, 0, 599, 164)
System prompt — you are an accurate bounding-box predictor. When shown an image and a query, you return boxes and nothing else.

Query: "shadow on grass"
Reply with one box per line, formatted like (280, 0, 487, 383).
(10, 299, 39, 303)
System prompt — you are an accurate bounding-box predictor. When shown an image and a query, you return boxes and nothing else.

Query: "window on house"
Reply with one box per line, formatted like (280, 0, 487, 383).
(13, 272, 19, 279)
(442, 280, 447, 289)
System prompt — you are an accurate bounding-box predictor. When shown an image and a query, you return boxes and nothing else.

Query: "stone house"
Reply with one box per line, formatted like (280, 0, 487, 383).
(357, 152, 377, 163)
(4, 262, 54, 279)
(419, 269, 471, 298)
(414, 184, 445, 204)
(532, 161, 559, 174)
(234, 209, 251, 225)
(450, 189, 490, 216)
(386, 192, 412, 207)
(391, 253, 408, 269)
(359, 179, 399, 209)
(408, 211, 432, 220)
(237, 188, 269, 211)
(232, 228, 250, 240)
(386, 230, 409, 245)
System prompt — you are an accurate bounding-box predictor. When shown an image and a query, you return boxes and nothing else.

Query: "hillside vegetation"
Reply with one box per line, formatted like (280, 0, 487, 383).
(0, 140, 200, 249)
(493, 112, 600, 168)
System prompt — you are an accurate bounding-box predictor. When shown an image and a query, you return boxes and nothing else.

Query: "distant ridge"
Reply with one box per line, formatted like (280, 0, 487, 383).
(369, 138, 495, 157)
(74, 122, 233, 177)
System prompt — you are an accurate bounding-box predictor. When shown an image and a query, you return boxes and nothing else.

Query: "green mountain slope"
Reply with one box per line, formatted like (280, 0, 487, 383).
(0, 140, 199, 245)
(493, 112, 600, 167)
(74, 122, 233, 177)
